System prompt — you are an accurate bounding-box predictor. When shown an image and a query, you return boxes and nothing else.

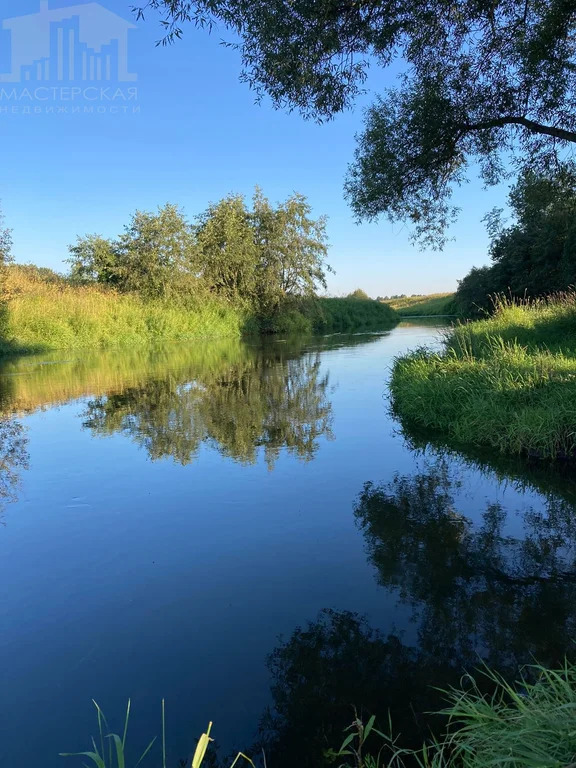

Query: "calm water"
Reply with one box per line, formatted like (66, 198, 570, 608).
(1, 323, 575, 767)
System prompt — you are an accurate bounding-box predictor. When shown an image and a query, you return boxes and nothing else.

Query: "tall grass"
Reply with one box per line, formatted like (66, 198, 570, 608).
(332, 662, 576, 768)
(0, 267, 399, 354)
(1, 266, 257, 354)
(391, 293, 576, 459)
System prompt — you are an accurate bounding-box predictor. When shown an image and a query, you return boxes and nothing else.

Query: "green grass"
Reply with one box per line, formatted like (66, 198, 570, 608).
(390, 294, 576, 459)
(333, 661, 576, 768)
(0, 267, 398, 354)
(66, 659, 576, 768)
(1, 266, 258, 354)
(61, 701, 254, 768)
(384, 293, 457, 317)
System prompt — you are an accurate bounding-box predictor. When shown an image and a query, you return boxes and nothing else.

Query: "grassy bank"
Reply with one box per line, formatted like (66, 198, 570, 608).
(391, 294, 576, 459)
(384, 293, 456, 316)
(0, 266, 398, 354)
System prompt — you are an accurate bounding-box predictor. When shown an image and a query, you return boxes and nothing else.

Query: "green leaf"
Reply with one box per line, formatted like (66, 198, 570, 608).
(59, 751, 106, 768)
(108, 733, 125, 768)
(363, 715, 376, 741)
(135, 736, 157, 767)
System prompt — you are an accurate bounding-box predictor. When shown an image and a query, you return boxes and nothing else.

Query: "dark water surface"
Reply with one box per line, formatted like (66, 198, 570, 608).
(1, 324, 575, 767)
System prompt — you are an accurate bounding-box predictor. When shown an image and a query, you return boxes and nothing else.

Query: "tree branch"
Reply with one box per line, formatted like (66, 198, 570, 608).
(464, 115, 576, 143)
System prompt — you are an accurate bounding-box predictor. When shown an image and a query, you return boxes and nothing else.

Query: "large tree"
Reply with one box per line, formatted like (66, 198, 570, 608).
(135, 0, 576, 246)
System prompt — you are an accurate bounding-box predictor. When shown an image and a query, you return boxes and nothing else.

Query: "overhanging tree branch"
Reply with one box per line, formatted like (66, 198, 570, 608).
(464, 115, 576, 143)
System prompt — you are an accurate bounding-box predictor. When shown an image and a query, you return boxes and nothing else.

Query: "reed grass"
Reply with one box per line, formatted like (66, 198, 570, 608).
(390, 293, 576, 459)
(0, 267, 398, 354)
(61, 702, 255, 768)
(333, 661, 576, 768)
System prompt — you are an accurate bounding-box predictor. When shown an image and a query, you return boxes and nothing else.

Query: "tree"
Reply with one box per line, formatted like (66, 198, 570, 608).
(116, 203, 197, 298)
(68, 204, 197, 298)
(194, 189, 331, 310)
(252, 188, 331, 313)
(134, 0, 576, 245)
(454, 164, 576, 315)
(0, 203, 13, 268)
(347, 288, 370, 300)
(194, 194, 260, 303)
(67, 234, 119, 285)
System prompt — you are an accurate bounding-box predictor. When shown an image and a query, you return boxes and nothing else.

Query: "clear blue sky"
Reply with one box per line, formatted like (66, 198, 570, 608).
(0, 0, 510, 296)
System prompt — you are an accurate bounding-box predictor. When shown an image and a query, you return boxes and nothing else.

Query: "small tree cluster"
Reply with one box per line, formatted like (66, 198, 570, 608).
(68, 189, 331, 312)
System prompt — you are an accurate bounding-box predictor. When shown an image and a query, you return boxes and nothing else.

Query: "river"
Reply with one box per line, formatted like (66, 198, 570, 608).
(1, 322, 575, 767)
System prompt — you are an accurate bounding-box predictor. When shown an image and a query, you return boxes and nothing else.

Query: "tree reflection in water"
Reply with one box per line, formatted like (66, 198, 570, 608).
(0, 416, 27, 517)
(258, 459, 576, 767)
(82, 350, 333, 469)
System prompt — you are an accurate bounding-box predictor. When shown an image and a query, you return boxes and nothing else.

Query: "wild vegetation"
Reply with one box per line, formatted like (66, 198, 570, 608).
(391, 294, 576, 459)
(0, 192, 396, 354)
(383, 293, 456, 317)
(332, 661, 576, 768)
(454, 167, 576, 317)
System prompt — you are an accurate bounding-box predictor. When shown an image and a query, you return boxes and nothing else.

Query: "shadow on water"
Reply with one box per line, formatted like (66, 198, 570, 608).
(254, 454, 576, 768)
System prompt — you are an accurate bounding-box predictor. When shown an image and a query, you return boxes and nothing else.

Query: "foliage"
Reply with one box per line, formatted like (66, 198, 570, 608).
(455, 166, 576, 316)
(68, 205, 198, 299)
(390, 293, 576, 458)
(68, 191, 331, 316)
(0, 202, 13, 268)
(135, 0, 576, 245)
(194, 194, 260, 303)
(346, 289, 371, 301)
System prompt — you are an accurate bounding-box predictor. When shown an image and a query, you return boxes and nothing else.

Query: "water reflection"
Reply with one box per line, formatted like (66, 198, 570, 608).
(355, 460, 576, 670)
(82, 350, 333, 468)
(257, 459, 576, 766)
(0, 416, 28, 517)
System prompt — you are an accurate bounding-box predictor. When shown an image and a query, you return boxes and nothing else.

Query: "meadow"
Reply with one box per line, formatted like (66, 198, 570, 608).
(391, 294, 576, 459)
(384, 293, 457, 317)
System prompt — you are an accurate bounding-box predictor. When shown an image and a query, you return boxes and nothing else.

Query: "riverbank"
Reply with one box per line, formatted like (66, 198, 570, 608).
(0, 266, 397, 354)
(390, 294, 576, 459)
(384, 292, 457, 316)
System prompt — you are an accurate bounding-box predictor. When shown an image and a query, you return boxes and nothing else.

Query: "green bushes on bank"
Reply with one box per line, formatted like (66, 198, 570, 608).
(390, 294, 576, 459)
(0, 266, 398, 354)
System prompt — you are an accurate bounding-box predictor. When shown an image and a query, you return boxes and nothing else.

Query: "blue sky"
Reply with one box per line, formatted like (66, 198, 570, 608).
(0, 0, 510, 296)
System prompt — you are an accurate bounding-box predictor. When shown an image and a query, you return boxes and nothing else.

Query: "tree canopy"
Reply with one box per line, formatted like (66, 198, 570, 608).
(455, 164, 576, 314)
(134, 0, 576, 245)
(68, 190, 330, 311)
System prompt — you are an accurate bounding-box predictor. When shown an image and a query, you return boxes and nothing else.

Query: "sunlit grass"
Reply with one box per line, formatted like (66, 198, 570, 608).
(390, 293, 576, 459)
(1, 266, 257, 354)
(384, 293, 457, 317)
(0, 267, 398, 354)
